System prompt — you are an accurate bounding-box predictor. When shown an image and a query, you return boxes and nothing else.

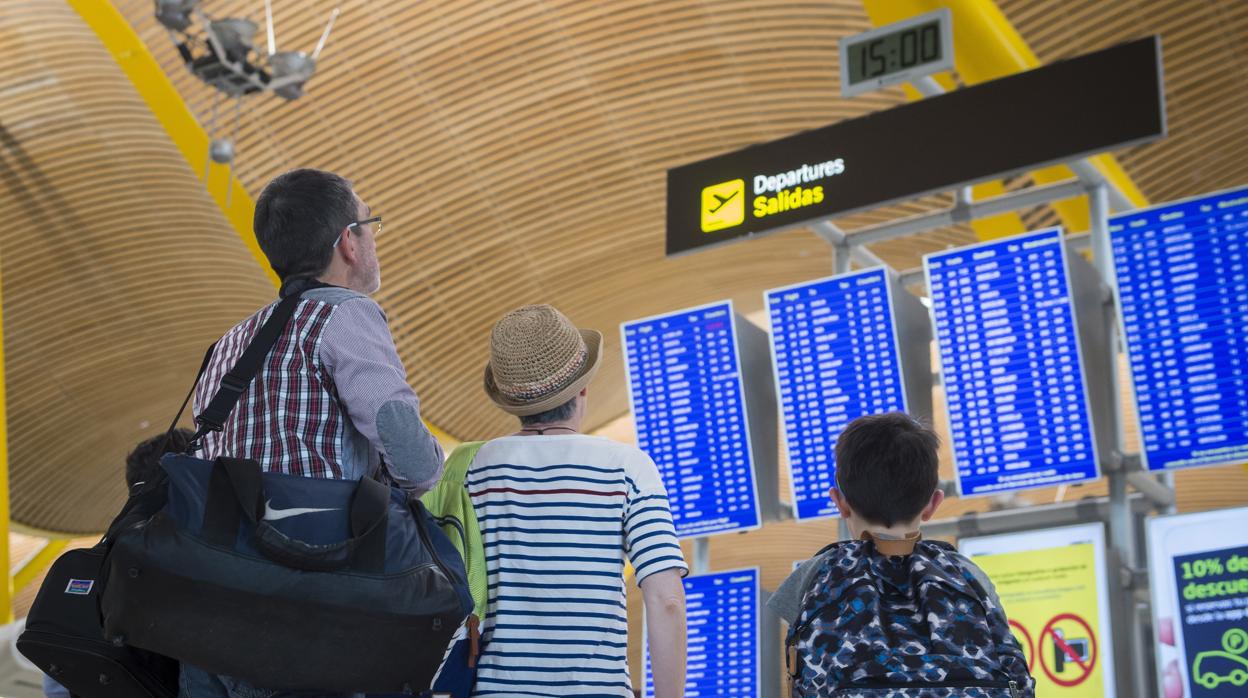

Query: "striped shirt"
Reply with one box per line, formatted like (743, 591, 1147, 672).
(467, 434, 687, 698)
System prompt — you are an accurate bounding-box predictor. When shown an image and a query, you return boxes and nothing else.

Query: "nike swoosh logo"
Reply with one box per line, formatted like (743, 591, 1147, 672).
(263, 499, 341, 521)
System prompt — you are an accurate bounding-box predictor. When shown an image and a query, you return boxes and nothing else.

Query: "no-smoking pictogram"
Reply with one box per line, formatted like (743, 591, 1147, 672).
(1040, 613, 1098, 687)
(1010, 619, 1036, 672)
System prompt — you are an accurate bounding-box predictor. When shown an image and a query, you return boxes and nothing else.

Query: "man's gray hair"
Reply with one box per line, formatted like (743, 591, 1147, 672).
(519, 396, 578, 426)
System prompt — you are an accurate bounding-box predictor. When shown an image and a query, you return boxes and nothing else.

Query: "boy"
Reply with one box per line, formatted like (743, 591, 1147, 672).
(768, 412, 1034, 697)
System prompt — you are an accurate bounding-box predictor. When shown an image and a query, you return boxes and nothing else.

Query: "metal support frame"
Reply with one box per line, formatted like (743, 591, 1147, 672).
(801, 156, 1170, 698)
(923, 493, 1150, 539)
(806, 178, 1173, 697)
(845, 179, 1088, 246)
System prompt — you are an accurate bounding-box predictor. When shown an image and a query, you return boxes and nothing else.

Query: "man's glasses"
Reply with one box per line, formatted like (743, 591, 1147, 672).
(334, 216, 382, 248)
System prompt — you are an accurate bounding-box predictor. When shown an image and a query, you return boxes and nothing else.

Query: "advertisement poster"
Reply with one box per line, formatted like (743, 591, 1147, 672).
(1147, 506, 1248, 697)
(961, 523, 1116, 696)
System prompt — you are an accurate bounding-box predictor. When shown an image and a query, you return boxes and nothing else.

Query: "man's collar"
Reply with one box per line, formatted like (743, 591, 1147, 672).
(279, 276, 342, 298)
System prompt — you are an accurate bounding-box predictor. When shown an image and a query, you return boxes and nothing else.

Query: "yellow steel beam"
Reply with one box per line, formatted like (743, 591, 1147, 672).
(65, 0, 461, 451)
(66, 0, 274, 284)
(863, 0, 1150, 240)
(12, 540, 71, 595)
(0, 260, 11, 624)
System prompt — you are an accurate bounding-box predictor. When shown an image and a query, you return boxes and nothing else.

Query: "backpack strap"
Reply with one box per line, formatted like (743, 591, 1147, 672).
(421, 441, 487, 614)
(422, 441, 488, 667)
(785, 542, 852, 690)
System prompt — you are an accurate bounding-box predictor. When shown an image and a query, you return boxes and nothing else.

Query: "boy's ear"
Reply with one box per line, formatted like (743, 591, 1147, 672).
(830, 487, 852, 518)
(919, 488, 945, 522)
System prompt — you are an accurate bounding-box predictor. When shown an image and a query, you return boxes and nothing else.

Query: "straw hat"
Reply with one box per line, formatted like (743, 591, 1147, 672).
(484, 304, 603, 416)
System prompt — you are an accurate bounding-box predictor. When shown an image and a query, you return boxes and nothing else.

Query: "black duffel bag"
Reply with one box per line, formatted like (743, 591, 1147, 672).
(102, 454, 471, 693)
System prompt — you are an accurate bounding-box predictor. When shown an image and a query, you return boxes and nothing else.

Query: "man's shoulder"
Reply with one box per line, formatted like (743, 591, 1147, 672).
(221, 289, 375, 336)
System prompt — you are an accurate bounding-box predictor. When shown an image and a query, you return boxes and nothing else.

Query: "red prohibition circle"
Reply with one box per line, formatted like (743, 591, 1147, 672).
(1009, 619, 1036, 672)
(1039, 613, 1098, 687)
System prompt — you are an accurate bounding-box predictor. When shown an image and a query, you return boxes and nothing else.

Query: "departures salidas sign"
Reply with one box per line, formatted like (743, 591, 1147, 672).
(664, 36, 1166, 256)
(751, 159, 847, 220)
(698, 159, 848, 234)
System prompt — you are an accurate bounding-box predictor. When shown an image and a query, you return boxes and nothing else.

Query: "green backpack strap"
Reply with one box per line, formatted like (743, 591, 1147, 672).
(421, 441, 487, 618)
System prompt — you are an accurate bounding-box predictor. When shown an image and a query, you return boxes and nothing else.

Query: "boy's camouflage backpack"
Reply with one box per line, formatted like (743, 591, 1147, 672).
(786, 535, 1035, 698)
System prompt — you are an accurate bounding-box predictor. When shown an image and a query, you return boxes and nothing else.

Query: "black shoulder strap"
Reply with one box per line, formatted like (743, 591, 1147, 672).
(156, 342, 217, 456)
(190, 291, 306, 446)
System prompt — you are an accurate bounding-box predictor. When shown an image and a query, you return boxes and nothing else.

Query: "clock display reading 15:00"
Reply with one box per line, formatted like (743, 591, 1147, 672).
(847, 20, 942, 85)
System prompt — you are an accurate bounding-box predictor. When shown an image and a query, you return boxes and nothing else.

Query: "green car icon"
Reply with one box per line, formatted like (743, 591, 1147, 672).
(1193, 628, 1248, 690)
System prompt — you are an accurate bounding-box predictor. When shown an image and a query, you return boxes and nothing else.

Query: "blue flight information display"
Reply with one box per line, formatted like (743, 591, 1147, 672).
(925, 227, 1100, 495)
(645, 568, 760, 698)
(622, 302, 761, 538)
(1111, 186, 1248, 471)
(766, 268, 908, 520)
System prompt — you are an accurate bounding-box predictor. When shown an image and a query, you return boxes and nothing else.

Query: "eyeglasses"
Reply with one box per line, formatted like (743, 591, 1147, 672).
(334, 216, 382, 248)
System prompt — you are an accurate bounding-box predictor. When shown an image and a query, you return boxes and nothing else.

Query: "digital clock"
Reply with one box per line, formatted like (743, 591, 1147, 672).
(840, 8, 954, 97)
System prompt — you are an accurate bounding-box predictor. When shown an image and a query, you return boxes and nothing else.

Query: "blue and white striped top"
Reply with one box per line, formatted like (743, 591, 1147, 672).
(467, 434, 687, 697)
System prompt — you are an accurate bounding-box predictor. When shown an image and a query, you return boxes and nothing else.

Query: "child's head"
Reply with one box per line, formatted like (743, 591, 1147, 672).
(830, 412, 943, 535)
(125, 428, 195, 490)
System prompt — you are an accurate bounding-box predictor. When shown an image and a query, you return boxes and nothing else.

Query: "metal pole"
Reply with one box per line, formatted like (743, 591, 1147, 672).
(1089, 182, 1146, 696)
(838, 517, 852, 542)
(1068, 159, 1135, 213)
(1089, 183, 1133, 554)
(923, 493, 1151, 539)
(833, 241, 851, 275)
(691, 537, 710, 575)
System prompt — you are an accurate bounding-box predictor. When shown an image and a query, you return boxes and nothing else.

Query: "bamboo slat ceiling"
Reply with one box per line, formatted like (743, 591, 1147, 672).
(0, 1, 275, 533)
(1, 0, 1245, 534)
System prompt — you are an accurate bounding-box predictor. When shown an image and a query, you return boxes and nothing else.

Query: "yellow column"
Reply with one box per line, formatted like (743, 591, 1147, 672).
(12, 540, 71, 595)
(0, 261, 12, 624)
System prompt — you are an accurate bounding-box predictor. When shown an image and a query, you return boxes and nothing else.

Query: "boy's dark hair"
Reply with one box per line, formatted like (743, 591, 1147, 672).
(253, 169, 357, 280)
(125, 428, 194, 489)
(835, 412, 940, 527)
(519, 397, 578, 427)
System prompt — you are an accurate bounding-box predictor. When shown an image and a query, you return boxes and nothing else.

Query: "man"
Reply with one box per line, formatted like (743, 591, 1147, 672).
(468, 304, 688, 697)
(181, 169, 445, 697)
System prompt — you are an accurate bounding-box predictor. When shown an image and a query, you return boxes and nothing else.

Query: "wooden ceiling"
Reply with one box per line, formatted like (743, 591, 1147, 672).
(0, 1, 275, 533)
(0, 0, 1244, 533)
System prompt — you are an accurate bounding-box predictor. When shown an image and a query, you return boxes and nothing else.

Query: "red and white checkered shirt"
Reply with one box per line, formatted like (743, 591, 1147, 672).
(193, 285, 444, 492)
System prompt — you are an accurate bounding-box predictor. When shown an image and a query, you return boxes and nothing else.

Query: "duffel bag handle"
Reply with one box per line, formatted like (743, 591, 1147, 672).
(204, 458, 389, 573)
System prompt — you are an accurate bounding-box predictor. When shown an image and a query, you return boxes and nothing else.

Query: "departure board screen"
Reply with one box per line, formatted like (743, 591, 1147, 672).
(1111, 186, 1248, 472)
(925, 227, 1100, 495)
(766, 268, 908, 520)
(622, 302, 761, 537)
(645, 568, 760, 698)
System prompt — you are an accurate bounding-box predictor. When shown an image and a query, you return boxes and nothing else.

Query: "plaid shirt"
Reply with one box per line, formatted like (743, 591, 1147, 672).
(193, 285, 444, 491)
